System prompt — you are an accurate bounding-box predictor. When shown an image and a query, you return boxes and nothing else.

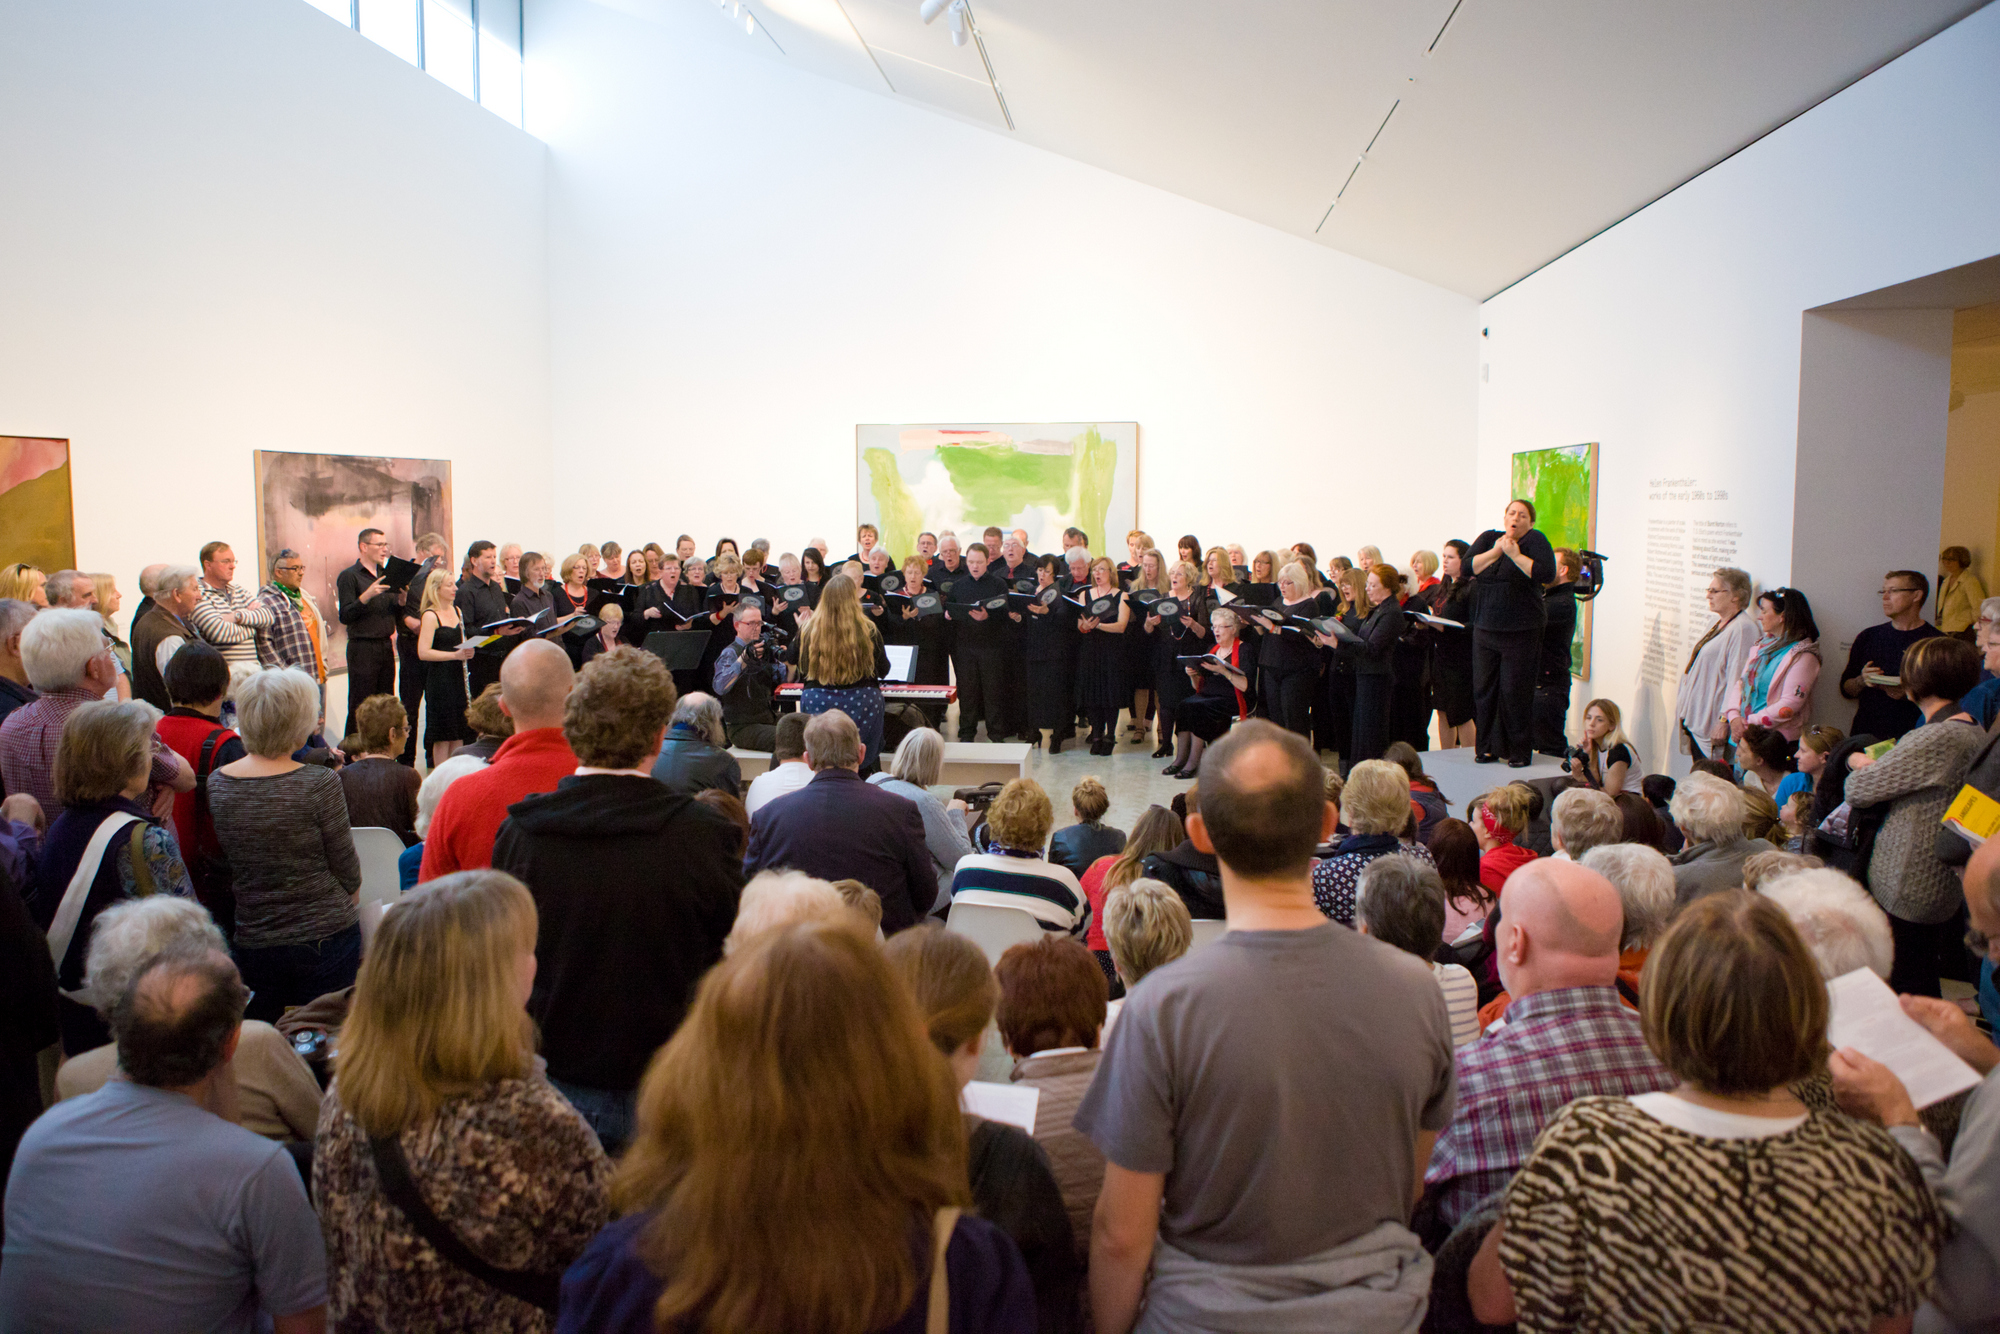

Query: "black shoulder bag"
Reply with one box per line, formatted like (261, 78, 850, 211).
(367, 1135, 563, 1313)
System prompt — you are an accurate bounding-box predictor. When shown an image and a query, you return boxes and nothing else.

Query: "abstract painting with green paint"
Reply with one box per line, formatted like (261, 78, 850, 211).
(1510, 441, 1598, 677)
(857, 423, 1138, 560)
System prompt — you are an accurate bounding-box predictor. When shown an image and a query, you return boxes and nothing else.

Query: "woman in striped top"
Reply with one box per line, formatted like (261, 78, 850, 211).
(949, 779, 1090, 940)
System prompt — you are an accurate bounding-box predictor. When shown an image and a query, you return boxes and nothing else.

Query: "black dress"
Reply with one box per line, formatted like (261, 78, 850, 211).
(423, 621, 475, 747)
(1124, 590, 1160, 707)
(1022, 590, 1079, 736)
(883, 583, 952, 728)
(1075, 592, 1128, 711)
(1259, 597, 1323, 738)
(1154, 590, 1212, 737)
(1428, 577, 1476, 727)
(1340, 596, 1403, 770)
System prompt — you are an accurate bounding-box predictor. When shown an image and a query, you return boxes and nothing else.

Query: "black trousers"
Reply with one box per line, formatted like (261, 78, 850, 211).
(726, 720, 777, 752)
(1533, 679, 1571, 756)
(343, 637, 397, 743)
(954, 641, 1007, 740)
(1261, 665, 1314, 739)
(395, 633, 425, 765)
(1888, 906, 1974, 998)
(1348, 673, 1394, 773)
(1473, 628, 1538, 763)
(468, 650, 503, 701)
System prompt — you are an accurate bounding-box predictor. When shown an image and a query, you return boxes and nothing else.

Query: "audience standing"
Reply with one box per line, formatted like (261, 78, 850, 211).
(128, 564, 203, 710)
(1840, 568, 1943, 741)
(253, 550, 329, 700)
(316, 870, 611, 1332)
(189, 541, 272, 668)
(419, 640, 576, 879)
(0, 598, 37, 733)
(152, 642, 245, 929)
(745, 710, 937, 934)
(493, 646, 743, 1156)
(1075, 721, 1455, 1332)
(0, 948, 328, 1333)
(558, 921, 1034, 1334)
(208, 668, 363, 1021)
(1677, 567, 1760, 757)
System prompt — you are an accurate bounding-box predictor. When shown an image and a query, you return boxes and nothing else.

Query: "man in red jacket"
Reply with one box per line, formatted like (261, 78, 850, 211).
(419, 640, 575, 879)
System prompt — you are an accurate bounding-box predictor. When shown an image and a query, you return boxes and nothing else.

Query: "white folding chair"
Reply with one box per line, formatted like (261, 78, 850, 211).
(351, 826, 407, 950)
(945, 901, 1048, 966)
(1186, 919, 1229, 954)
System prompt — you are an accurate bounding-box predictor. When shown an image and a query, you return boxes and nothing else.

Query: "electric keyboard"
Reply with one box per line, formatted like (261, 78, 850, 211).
(775, 683, 956, 702)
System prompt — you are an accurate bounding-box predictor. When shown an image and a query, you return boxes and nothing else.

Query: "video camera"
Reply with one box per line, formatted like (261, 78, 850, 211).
(1573, 549, 1608, 603)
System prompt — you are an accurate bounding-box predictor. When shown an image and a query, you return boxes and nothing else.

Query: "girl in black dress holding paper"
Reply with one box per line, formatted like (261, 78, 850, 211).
(1124, 547, 1168, 746)
(1252, 561, 1325, 739)
(1020, 554, 1079, 753)
(1075, 558, 1131, 756)
(1320, 563, 1403, 772)
(1149, 560, 1211, 765)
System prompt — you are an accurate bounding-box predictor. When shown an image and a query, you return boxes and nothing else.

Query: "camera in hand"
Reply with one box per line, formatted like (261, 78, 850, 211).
(1560, 744, 1589, 774)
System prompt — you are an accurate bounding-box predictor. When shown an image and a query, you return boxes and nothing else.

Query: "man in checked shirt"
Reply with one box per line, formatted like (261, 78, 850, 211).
(1420, 858, 1677, 1234)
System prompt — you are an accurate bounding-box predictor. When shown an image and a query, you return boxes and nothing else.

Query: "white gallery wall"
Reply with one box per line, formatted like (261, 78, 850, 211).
(0, 0, 553, 611)
(528, 0, 1479, 561)
(1476, 2, 2000, 770)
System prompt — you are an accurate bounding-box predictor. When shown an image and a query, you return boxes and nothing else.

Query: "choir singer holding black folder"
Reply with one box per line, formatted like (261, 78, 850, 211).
(1317, 563, 1403, 771)
(1168, 607, 1255, 777)
(1467, 498, 1556, 767)
(336, 526, 401, 743)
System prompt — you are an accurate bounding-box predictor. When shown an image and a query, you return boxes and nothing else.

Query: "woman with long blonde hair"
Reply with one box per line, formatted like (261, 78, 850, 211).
(417, 567, 478, 765)
(561, 920, 1033, 1334)
(795, 572, 893, 770)
(316, 870, 610, 1332)
(0, 562, 47, 606)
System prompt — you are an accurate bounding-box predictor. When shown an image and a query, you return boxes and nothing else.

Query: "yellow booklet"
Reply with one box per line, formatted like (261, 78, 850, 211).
(1942, 785, 2000, 847)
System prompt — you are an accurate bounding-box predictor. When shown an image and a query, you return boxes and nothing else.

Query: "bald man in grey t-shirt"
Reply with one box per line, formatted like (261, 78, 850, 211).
(1074, 722, 1455, 1333)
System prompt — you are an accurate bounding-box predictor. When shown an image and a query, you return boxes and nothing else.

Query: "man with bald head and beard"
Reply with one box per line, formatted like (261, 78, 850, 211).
(1834, 835, 2000, 1329)
(1421, 858, 1677, 1234)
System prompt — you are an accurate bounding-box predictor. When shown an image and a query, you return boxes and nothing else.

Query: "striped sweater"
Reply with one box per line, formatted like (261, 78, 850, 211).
(948, 852, 1090, 939)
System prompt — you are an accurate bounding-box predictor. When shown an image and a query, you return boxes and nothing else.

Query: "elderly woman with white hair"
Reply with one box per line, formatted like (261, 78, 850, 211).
(209, 667, 363, 1021)
(1550, 787, 1624, 862)
(1580, 842, 1677, 1001)
(1100, 876, 1194, 1039)
(1759, 867, 1895, 981)
(1674, 566, 1759, 758)
(400, 752, 488, 891)
(1666, 772, 1773, 909)
(55, 896, 322, 1139)
(724, 869, 851, 953)
(649, 691, 741, 797)
(867, 727, 974, 902)
(1953, 594, 2000, 729)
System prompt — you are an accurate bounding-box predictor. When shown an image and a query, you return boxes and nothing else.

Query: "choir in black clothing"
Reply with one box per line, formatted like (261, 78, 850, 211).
(422, 498, 1565, 779)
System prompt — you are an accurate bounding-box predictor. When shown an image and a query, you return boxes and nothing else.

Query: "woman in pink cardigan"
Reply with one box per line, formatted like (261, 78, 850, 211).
(1721, 587, 1821, 742)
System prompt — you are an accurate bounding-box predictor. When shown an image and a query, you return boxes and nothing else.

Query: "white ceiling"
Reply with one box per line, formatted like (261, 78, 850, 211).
(602, 0, 1991, 298)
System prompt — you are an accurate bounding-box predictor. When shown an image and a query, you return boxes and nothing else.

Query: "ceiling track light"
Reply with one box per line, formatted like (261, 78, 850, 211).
(916, 0, 1011, 127)
(1315, 98, 1399, 234)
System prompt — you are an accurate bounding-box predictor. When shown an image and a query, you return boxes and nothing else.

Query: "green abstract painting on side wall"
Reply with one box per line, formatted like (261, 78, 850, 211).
(857, 423, 1139, 560)
(0, 437, 78, 574)
(1510, 441, 1598, 678)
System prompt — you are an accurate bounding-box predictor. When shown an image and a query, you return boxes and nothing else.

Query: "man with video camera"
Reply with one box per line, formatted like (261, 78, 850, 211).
(713, 603, 791, 751)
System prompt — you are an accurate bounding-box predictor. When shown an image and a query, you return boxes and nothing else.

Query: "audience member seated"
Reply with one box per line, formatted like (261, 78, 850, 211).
(1471, 783, 1536, 894)
(1610, 789, 1669, 853)
(949, 778, 1090, 939)
(1138, 778, 1225, 922)
(1641, 772, 1685, 852)
(1760, 866, 1894, 980)
(316, 869, 611, 1332)
(1667, 772, 1773, 908)
(1578, 842, 1676, 1003)
(31, 698, 196, 1055)
(1356, 855, 1480, 1047)
(650, 692, 742, 798)
(1099, 877, 1192, 1041)
(0, 948, 327, 1332)
(493, 646, 743, 1157)
(459, 682, 516, 762)
(1384, 742, 1450, 842)
(420, 640, 577, 880)
(1844, 634, 1985, 997)
(56, 897, 320, 1141)
(693, 787, 751, 860)
(887, 923, 1082, 1334)
(1076, 721, 1455, 1332)
(1740, 782, 1783, 844)
(1548, 786, 1621, 861)
(1081, 805, 1183, 995)
(1422, 859, 1676, 1235)
(1428, 817, 1492, 948)
(1312, 759, 1434, 924)
(868, 727, 976, 898)
(1832, 837, 2000, 1333)
(1739, 847, 1822, 891)
(724, 869, 850, 953)
(745, 710, 937, 935)
(1048, 776, 1125, 880)
(830, 877, 884, 934)
(210, 667, 363, 1022)
(1472, 891, 1946, 1330)
(995, 936, 1110, 1264)
(405, 754, 486, 891)
(742, 711, 812, 817)
(0, 597, 38, 731)
(337, 694, 421, 845)
(1, 607, 192, 819)
(558, 920, 1033, 1334)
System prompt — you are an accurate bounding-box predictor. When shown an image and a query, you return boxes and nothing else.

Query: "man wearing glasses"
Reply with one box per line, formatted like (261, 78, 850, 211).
(253, 550, 329, 704)
(335, 528, 399, 742)
(1839, 569, 1943, 741)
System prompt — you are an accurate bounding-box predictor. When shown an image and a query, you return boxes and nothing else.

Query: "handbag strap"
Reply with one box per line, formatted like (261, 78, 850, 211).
(367, 1133, 562, 1313)
(926, 1206, 961, 1334)
(46, 811, 143, 989)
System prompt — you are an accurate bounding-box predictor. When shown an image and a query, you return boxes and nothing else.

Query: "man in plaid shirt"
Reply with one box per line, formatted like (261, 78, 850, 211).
(252, 550, 327, 692)
(1422, 859, 1675, 1229)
